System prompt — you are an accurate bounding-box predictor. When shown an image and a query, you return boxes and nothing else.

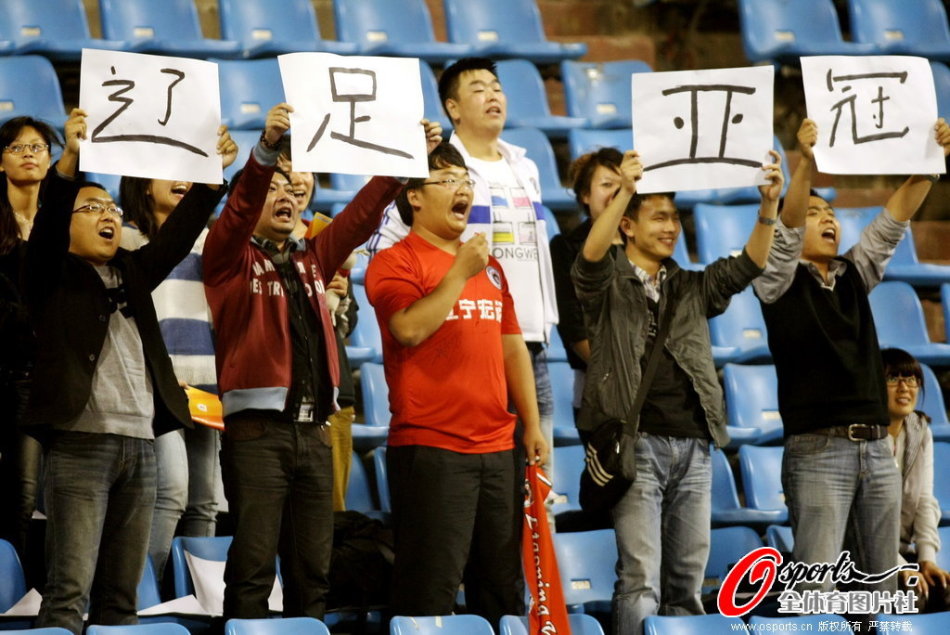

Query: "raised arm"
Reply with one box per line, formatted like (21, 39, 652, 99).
(203, 104, 288, 286)
(743, 150, 784, 268)
(885, 118, 950, 222)
(581, 151, 641, 263)
(781, 118, 817, 229)
(57, 108, 86, 179)
(387, 234, 487, 347)
(503, 333, 549, 467)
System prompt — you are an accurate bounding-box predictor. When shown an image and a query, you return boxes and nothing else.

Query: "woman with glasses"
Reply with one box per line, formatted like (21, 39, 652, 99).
(882, 347, 950, 611)
(117, 136, 238, 585)
(0, 116, 59, 573)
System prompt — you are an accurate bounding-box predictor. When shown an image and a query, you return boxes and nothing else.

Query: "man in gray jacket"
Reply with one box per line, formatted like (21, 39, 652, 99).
(572, 150, 783, 635)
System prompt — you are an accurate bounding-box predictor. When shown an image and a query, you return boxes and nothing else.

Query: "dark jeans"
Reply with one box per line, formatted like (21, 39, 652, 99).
(387, 445, 524, 627)
(220, 418, 334, 619)
(37, 432, 157, 635)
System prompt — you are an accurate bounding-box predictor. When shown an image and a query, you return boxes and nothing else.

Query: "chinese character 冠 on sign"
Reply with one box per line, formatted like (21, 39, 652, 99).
(801, 55, 945, 175)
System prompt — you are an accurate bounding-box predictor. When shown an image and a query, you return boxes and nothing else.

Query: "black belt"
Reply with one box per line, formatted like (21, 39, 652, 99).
(812, 424, 888, 442)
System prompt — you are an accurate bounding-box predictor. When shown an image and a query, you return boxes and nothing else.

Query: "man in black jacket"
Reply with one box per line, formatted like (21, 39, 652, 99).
(23, 108, 232, 635)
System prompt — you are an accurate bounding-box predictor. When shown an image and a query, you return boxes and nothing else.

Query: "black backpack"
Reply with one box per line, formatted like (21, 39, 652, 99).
(327, 510, 394, 611)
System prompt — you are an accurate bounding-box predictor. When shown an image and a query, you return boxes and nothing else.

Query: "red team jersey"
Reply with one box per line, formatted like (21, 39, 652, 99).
(365, 232, 521, 453)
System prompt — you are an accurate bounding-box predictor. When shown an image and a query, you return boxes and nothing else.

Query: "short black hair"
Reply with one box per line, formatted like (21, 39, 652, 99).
(569, 147, 624, 216)
(438, 57, 498, 118)
(881, 347, 925, 402)
(622, 191, 676, 221)
(394, 142, 467, 226)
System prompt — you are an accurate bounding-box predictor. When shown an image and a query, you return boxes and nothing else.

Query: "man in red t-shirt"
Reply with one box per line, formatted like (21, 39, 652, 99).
(366, 142, 548, 626)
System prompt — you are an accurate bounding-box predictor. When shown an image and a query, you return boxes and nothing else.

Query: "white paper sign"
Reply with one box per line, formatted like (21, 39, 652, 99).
(801, 56, 944, 175)
(78, 49, 222, 184)
(278, 53, 427, 178)
(632, 66, 774, 193)
(184, 552, 282, 616)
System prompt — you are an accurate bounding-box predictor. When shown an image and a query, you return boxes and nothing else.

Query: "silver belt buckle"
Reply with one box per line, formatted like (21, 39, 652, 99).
(847, 424, 863, 442)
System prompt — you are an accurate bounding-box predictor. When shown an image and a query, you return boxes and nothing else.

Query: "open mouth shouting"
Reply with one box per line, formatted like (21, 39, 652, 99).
(98, 224, 116, 240)
(820, 225, 837, 244)
(171, 182, 190, 199)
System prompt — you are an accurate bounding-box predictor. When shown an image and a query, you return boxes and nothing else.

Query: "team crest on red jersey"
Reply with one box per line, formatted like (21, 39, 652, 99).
(486, 265, 503, 289)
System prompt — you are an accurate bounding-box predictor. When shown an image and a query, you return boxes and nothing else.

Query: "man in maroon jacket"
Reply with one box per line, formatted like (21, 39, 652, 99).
(203, 103, 441, 620)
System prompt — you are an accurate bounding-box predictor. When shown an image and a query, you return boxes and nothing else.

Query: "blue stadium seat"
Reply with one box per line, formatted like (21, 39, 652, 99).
(346, 451, 385, 518)
(0, 0, 128, 61)
(496, 59, 586, 139)
(722, 364, 784, 446)
(737, 445, 789, 523)
(765, 524, 794, 554)
(350, 284, 383, 365)
(170, 535, 233, 598)
(137, 556, 162, 611)
(332, 0, 472, 64)
(216, 59, 286, 130)
(0, 55, 68, 129)
(869, 282, 950, 366)
(704, 526, 763, 594)
(920, 363, 950, 442)
(848, 0, 950, 60)
(391, 615, 494, 635)
(711, 447, 785, 528)
(934, 62, 950, 123)
(835, 206, 950, 287)
(932, 442, 950, 524)
(567, 128, 633, 163)
(218, 0, 357, 58)
(372, 446, 390, 513)
(220, 129, 262, 184)
(226, 618, 330, 635)
(443, 0, 586, 64)
(944, 283, 950, 346)
(737, 0, 876, 64)
(547, 362, 575, 432)
(749, 614, 852, 630)
(0, 538, 27, 614)
(499, 613, 605, 635)
(99, 0, 242, 59)
(550, 444, 584, 517)
(89, 173, 123, 203)
(938, 527, 950, 571)
(561, 60, 652, 129)
(693, 203, 759, 266)
(87, 625, 190, 635)
(643, 614, 746, 635)
(874, 611, 950, 633)
(709, 288, 772, 366)
(420, 61, 452, 133)
(548, 360, 580, 446)
(676, 136, 821, 210)
(315, 173, 367, 208)
(499, 127, 574, 210)
(360, 363, 390, 429)
(553, 529, 616, 614)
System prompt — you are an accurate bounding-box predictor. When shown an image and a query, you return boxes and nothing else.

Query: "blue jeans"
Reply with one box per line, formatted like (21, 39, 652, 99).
(180, 423, 220, 536)
(611, 433, 711, 635)
(37, 432, 157, 635)
(528, 346, 554, 475)
(220, 419, 334, 619)
(149, 430, 188, 582)
(782, 433, 901, 594)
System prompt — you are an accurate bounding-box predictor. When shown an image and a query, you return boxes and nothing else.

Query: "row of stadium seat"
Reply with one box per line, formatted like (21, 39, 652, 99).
(740, 0, 950, 64)
(0, 0, 585, 64)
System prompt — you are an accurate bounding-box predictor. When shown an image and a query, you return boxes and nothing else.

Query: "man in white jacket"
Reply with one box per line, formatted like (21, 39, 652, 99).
(369, 58, 558, 486)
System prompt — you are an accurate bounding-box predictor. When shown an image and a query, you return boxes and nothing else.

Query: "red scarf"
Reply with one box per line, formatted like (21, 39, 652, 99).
(522, 465, 572, 635)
